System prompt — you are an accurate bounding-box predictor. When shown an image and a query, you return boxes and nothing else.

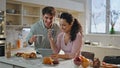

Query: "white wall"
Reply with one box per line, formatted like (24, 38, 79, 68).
(84, 34, 120, 47)
(16, 0, 84, 12)
(0, 0, 6, 11)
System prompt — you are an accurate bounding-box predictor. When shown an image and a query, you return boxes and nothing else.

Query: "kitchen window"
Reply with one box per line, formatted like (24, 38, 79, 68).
(90, 0, 120, 34)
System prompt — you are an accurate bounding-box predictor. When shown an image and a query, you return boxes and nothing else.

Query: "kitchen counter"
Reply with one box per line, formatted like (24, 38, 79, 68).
(0, 47, 72, 68)
(84, 44, 120, 49)
(0, 56, 93, 68)
(0, 46, 92, 68)
(82, 45, 120, 62)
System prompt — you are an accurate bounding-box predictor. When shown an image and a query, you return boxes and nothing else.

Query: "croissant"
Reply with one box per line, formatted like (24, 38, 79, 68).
(80, 56, 90, 68)
(43, 57, 53, 64)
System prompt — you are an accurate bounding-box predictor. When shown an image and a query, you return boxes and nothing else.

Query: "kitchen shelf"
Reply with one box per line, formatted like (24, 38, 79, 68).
(22, 17, 40, 27)
(6, 15, 21, 25)
(6, 0, 22, 25)
(22, 4, 40, 16)
(22, 3, 41, 27)
(6, 13, 21, 16)
(23, 15, 40, 18)
(6, 0, 41, 27)
(6, 1, 21, 14)
(6, 0, 82, 27)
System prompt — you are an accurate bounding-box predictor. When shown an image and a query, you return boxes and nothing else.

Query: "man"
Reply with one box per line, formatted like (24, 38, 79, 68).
(26, 6, 60, 54)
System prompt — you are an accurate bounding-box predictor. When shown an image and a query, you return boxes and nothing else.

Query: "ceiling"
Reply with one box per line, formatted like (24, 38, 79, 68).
(69, 0, 85, 3)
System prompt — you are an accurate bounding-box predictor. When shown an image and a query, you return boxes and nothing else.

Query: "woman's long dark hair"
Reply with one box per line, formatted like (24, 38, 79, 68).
(60, 12, 83, 41)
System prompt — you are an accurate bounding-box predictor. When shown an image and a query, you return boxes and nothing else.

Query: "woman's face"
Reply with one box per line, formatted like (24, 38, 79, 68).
(43, 14, 54, 28)
(59, 19, 72, 33)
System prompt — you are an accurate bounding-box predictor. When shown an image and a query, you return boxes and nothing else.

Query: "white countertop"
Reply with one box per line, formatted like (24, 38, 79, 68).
(0, 56, 82, 68)
(0, 47, 92, 68)
(84, 45, 120, 50)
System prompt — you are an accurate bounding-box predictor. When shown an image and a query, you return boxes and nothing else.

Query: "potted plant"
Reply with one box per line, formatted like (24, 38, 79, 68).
(110, 10, 120, 34)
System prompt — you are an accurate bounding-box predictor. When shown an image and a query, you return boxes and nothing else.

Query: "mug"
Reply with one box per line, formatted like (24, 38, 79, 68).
(34, 35, 44, 46)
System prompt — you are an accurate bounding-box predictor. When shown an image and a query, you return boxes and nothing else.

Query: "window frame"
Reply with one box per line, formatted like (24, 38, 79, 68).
(89, 0, 120, 34)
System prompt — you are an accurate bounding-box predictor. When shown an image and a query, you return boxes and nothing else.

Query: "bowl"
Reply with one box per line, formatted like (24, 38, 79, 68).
(37, 48, 53, 57)
(6, 9, 15, 14)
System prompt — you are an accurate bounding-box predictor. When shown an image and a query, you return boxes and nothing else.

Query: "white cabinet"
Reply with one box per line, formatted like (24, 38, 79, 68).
(6, 0, 41, 27)
(22, 3, 41, 27)
(0, 62, 13, 68)
(6, 1, 22, 25)
(6, 0, 83, 27)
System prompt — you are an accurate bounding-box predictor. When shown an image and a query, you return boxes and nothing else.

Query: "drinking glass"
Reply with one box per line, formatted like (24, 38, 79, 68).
(35, 35, 44, 46)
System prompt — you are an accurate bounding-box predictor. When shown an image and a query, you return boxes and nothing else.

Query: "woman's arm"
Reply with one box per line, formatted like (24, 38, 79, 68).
(48, 31, 62, 54)
(54, 33, 82, 59)
(49, 37, 58, 53)
(69, 33, 82, 58)
(51, 54, 69, 60)
(102, 62, 118, 68)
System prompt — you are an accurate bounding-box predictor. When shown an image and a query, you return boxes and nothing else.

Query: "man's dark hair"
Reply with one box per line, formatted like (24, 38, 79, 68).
(42, 6, 56, 16)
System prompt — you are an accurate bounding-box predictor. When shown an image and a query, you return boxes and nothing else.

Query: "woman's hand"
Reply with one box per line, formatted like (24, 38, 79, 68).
(48, 29, 54, 40)
(102, 62, 118, 68)
(51, 54, 58, 58)
(51, 54, 58, 61)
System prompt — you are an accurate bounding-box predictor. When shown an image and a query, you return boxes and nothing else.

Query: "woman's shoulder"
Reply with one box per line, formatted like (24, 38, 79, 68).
(77, 32, 82, 36)
(76, 32, 82, 38)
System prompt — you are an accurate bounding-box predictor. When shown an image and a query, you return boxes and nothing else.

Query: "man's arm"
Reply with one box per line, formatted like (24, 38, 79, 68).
(26, 27, 34, 45)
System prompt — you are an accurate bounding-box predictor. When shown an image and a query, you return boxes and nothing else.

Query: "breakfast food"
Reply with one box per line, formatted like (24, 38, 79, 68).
(93, 58, 100, 68)
(74, 57, 82, 66)
(15, 52, 24, 57)
(43, 57, 59, 65)
(43, 57, 53, 64)
(22, 53, 30, 59)
(29, 52, 37, 58)
(23, 52, 37, 59)
(52, 60, 59, 64)
(15, 52, 37, 59)
(73, 56, 90, 68)
(81, 56, 90, 68)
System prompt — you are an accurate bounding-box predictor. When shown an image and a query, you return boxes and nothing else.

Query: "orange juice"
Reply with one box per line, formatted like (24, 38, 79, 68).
(17, 39, 21, 49)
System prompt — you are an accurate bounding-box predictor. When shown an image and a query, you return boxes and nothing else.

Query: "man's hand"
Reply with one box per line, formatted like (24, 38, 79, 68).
(29, 35, 37, 44)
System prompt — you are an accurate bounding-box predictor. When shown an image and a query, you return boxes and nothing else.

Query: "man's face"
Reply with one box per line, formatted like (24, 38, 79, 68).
(42, 14, 54, 28)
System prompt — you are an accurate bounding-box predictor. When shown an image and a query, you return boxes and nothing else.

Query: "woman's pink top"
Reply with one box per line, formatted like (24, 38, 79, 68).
(54, 32, 82, 58)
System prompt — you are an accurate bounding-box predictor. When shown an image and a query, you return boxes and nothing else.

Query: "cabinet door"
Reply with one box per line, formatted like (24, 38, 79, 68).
(22, 4, 41, 27)
(6, 1, 22, 25)
(0, 62, 13, 68)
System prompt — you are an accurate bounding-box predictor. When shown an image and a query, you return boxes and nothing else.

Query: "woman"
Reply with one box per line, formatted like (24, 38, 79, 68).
(48, 12, 83, 59)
